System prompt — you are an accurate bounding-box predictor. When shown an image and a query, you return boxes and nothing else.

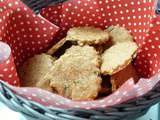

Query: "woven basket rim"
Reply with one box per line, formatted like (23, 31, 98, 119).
(0, 79, 160, 120)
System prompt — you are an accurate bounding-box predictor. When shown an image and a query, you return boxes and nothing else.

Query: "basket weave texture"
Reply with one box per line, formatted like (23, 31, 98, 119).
(0, 80, 160, 120)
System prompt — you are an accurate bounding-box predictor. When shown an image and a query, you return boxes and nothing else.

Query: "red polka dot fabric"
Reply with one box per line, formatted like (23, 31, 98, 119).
(0, 42, 19, 86)
(0, 0, 160, 109)
(0, 0, 59, 86)
(0, 0, 59, 67)
(41, 0, 155, 44)
(135, 15, 160, 77)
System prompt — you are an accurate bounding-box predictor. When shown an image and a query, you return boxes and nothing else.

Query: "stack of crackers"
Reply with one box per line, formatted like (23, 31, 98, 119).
(19, 26, 139, 101)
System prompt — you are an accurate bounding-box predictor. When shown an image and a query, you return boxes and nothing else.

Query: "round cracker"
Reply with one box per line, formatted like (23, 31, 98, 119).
(66, 27, 109, 46)
(19, 53, 55, 92)
(101, 41, 138, 75)
(107, 26, 133, 44)
(48, 45, 102, 100)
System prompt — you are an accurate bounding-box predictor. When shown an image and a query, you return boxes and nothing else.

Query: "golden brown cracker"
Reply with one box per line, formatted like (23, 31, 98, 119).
(19, 54, 55, 92)
(48, 45, 102, 100)
(101, 41, 138, 75)
(107, 26, 133, 44)
(66, 27, 109, 46)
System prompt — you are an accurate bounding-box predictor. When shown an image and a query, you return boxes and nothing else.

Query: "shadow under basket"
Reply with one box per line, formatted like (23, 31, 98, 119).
(1, 0, 160, 120)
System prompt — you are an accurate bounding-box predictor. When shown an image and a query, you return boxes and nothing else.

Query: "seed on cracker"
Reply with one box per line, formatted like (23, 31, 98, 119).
(66, 27, 109, 46)
(111, 63, 139, 91)
(107, 26, 133, 44)
(48, 45, 102, 100)
(101, 41, 138, 75)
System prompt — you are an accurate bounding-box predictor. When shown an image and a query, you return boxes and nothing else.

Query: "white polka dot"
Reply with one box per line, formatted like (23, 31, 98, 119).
(131, 10, 136, 14)
(77, 1, 81, 4)
(17, 8, 21, 11)
(155, 37, 159, 41)
(86, 11, 90, 14)
(107, 99, 113, 103)
(81, 102, 87, 105)
(147, 53, 151, 57)
(43, 34, 47, 37)
(24, 7, 27, 11)
(155, 64, 158, 67)
(3, 68, 8, 71)
(41, 99, 47, 102)
(108, 13, 111, 16)
(20, 22, 24, 25)
(22, 89, 28, 92)
(154, 53, 157, 57)
(131, 1, 134, 5)
(121, 17, 124, 20)
(151, 45, 155, 49)
(99, 100, 105, 103)
(6, 60, 10, 64)
(84, 3, 88, 6)
(8, 3, 12, 7)
(0, 74, 4, 77)
(8, 74, 13, 78)
(75, 13, 80, 17)
(32, 94, 37, 97)
(27, 97, 32, 100)
(35, 28, 39, 31)
(73, 5, 78, 9)
(34, 21, 38, 24)
(74, 105, 80, 108)
(116, 98, 122, 102)
(0, 8, 3, 12)
(15, 1, 19, 5)
(120, 11, 123, 14)
(18, 15, 22, 18)
(152, 31, 156, 34)
(49, 26, 53, 30)
(101, 105, 106, 107)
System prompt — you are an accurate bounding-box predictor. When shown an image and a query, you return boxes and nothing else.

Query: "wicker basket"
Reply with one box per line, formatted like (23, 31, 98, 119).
(0, 80, 160, 120)
(0, 0, 160, 120)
